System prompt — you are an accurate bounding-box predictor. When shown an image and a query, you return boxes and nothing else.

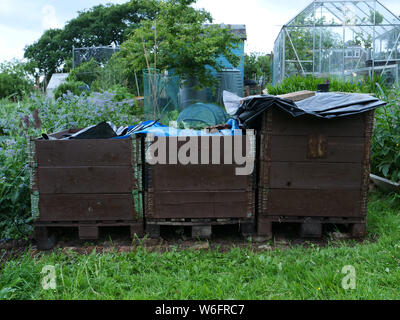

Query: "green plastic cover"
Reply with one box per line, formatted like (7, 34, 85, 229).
(177, 103, 229, 128)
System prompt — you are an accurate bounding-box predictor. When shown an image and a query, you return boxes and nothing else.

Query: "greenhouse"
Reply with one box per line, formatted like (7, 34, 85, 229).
(273, 0, 400, 85)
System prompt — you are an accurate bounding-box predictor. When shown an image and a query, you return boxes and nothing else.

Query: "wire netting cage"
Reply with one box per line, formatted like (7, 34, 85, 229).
(273, 0, 400, 86)
(73, 45, 120, 67)
(143, 69, 181, 122)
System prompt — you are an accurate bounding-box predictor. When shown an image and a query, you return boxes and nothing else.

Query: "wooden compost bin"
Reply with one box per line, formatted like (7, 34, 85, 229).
(257, 104, 375, 238)
(30, 129, 144, 248)
(144, 134, 256, 238)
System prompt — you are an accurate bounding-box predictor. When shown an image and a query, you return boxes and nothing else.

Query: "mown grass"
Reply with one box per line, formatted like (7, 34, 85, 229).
(1, 191, 400, 300)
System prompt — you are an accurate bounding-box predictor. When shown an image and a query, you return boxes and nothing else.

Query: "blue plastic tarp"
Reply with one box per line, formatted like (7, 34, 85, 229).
(113, 118, 242, 139)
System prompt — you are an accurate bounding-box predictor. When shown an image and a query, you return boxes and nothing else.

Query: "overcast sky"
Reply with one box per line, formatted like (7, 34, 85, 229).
(1, 0, 400, 63)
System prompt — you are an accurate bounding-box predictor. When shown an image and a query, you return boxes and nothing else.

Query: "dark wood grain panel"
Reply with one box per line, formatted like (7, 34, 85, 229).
(260, 135, 365, 163)
(35, 139, 133, 167)
(268, 162, 362, 189)
(37, 194, 138, 221)
(145, 135, 254, 166)
(147, 191, 253, 219)
(149, 164, 250, 191)
(259, 189, 362, 217)
(38, 166, 134, 194)
(262, 109, 367, 137)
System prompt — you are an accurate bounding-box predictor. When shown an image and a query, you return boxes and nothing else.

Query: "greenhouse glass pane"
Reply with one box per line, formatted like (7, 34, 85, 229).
(273, 1, 400, 84)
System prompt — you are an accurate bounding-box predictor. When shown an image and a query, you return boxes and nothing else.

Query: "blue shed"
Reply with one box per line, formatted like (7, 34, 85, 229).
(214, 24, 246, 80)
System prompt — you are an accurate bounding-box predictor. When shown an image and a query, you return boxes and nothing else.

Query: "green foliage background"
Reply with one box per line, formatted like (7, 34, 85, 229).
(24, 1, 158, 82)
(244, 53, 271, 84)
(116, 0, 241, 90)
(266, 75, 387, 96)
(0, 61, 34, 100)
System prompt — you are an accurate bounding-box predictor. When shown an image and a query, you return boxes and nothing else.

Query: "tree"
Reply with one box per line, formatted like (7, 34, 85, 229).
(24, 29, 66, 82)
(117, 0, 241, 89)
(67, 58, 102, 85)
(244, 54, 258, 80)
(24, 1, 158, 81)
(0, 60, 34, 100)
(245, 53, 271, 84)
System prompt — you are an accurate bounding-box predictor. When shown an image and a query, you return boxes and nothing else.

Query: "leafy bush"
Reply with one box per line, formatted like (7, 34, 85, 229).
(371, 90, 400, 182)
(67, 59, 102, 85)
(53, 81, 88, 99)
(91, 56, 136, 94)
(244, 53, 271, 84)
(106, 84, 136, 102)
(266, 75, 387, 96)
(0, 60, 33, 100)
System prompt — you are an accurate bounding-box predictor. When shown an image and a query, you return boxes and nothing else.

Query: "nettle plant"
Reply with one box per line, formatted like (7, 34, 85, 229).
(371, 91, 400, 182)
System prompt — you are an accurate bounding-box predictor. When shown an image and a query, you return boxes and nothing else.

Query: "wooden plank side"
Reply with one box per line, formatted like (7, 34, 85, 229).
(263, 109, 366, 137)
(145, 135, 255, 191)
(277, 90, 315, 102)
(35, 139, 132, 167)
(38, 166, 134, 194)
(260, 135, 365, 163)
(37, 194, 138, 221)
(150, 164, 250, 191)
(145, 135, 254, 166)
(268, 162, 362, 189)
(260, 189, 362, 218)
(147, 191, 253, 219)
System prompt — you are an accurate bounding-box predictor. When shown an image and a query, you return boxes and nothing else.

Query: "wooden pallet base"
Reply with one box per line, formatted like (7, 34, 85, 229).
(257, 216, 366, 239)
(34, 221, 144, 250)
(146, 218, 255, 239)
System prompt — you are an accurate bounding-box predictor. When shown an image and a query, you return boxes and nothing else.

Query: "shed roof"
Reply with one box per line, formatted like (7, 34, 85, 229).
(204, 24, 247, 40)
(47, 73, 69, 90)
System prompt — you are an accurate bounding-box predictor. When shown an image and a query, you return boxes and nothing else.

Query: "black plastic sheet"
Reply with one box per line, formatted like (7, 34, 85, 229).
(234, 93, 386, 129)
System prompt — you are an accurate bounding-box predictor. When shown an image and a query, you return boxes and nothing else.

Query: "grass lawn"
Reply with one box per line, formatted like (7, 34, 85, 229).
(1, 191, 400, 300)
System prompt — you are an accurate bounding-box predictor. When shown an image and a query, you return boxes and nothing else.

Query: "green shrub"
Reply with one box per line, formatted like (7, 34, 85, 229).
(107, 84, 136, 102)
(0, 61, 33, 100)
(91, 55, 136, 94)
(371, 90, 400, 182)
(266, 75, 387, 96)
(244, 53, 271, 84)
(67, 59, 101, 86)
(54, 81, 88, 99)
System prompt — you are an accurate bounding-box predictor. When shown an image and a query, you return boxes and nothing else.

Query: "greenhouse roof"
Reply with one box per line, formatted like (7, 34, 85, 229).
(284, 0, 400, 39)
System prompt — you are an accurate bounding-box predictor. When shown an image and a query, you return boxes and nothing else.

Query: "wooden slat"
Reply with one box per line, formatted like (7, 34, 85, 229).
(146, 135, 255, 191)
(277, 90, 315, 102)
(37, 194, 138, 221)
(145, 135, 253, 165)
(259, 189, 362, 217)
(267, 162, 362, 189)
(147, 191, 253, 219)
(262, 109, 366, 137)
(35, 139, 132, 167)
(38, 166, 134, 194)
(260, 135, 365, 163)
(149, 164, 250, 191)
